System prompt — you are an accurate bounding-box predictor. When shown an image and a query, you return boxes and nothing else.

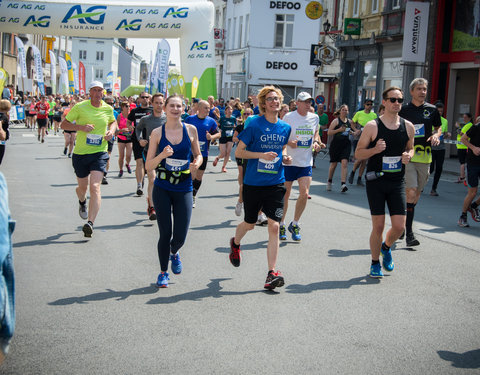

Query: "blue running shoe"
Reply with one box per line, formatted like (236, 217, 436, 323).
(380, 244, 394, 272)
(170, 253, 183, 274)
(279, 225, 287, 240)
(369, 263, 384, 278)
(288, 222, 301, 241)
(156, 272, 170, 288)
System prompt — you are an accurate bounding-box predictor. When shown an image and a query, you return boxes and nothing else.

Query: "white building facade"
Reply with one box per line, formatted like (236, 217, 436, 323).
(222, 0, 322, 101)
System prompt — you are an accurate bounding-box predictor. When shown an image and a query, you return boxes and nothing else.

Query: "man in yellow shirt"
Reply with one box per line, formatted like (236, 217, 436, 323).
(61, 81, 117, 237)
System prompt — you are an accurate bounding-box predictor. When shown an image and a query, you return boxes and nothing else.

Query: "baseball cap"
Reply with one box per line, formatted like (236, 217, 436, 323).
(89, 81, 104, 90)
(297, 92, 312, 101)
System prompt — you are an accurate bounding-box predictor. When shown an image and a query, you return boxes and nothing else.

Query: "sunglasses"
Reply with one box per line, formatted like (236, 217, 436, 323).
(386, 98, 404, 103)
(365, 103, 373, 106)
(141, 96, 149, 99)
(266, 97, 280, 102)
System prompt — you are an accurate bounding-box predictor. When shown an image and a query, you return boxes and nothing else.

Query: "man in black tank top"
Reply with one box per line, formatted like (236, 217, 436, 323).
(355, 87, 415, 278)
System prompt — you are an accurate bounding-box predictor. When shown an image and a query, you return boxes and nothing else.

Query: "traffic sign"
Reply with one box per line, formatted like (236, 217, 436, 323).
(316, 95, 325, 105)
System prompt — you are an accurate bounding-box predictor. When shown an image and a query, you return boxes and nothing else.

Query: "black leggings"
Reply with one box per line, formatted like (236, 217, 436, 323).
(0, 145, 4, 165)
(430, 149, 445, 191)
(152, 184, 193, 272)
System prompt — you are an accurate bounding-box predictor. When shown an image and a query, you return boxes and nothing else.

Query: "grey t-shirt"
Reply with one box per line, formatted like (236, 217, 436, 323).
(136, 113, 167, 142)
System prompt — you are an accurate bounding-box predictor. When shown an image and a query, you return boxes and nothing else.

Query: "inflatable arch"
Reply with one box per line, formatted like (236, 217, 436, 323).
(0, 0, 216, 98)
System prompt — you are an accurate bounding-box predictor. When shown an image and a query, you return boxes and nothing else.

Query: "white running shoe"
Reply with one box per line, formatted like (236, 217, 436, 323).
(257, 212, 268, 225)
(79, 200, 88, 220)
(235, 202, 243, 216)
(326, 182, 332, 191)
(192, 196, 196, 208)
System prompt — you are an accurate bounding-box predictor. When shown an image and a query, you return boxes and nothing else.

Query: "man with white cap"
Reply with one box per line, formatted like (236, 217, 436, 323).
(279, 92, 325, 241)
(61, 81, 117, 237)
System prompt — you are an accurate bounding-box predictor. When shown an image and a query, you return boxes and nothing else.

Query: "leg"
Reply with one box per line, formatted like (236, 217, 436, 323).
(432, 150, 445, 191)
(358, 160, 367, 179)
(293, 176, 311, 222)
(237, 165, 244, 203)
(76, 175, 89, 202)
(147, 169, 156, 207)
(340, 159, 348, 182)
(118, 143, 126, 171)
(152, 185, 173, 272)
(462, 187, 478, 213)
(385, 215, 407, 246)
(370, 215, 386, 261)
(125, 143, 132, 166)
(170, 191, 193, 253)
(87, 171, 104, 224)
(68, 133, 76, 155)
(222, 142, 233, 170)
(328, 162, 337, 180)
(266, 219, 280, 271)
(281, 181, 293, 223)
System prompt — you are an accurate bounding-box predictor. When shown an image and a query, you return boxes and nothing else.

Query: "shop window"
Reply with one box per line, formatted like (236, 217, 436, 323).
(275, 15, 294, 48)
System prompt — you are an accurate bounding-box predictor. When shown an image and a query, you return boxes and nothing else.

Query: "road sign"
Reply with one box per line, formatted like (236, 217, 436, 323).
(316, 95, 325, 105)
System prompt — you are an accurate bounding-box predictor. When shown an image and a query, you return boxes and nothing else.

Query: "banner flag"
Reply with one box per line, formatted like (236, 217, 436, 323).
(0, 69, 8, 98)
(14, 37, 27, 79)
(32, 44, 45, 95)
(79, 62, 86, 96)
(58, 56, 69, 95)
(155, 39, 170, 95)
(191, 76, 199, 98)
(49, 50, 57, 95)
(72, 61, 79, 94)
(402, 1, 430, 63)
(65, 53, 75, 94)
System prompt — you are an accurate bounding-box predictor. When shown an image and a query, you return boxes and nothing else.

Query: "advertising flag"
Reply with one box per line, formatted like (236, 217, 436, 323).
(0, 69, 8, 97)
(155, 39, 170, 95)
(79, 62, 86, 96)
(402, 1, 430, 63)
(65, 53, 75, 94)
(31, 44, 45, 95)
(14, 37, 27, 79)
(72, 61, 79, 94)
(191, 76, 199, 98)
(49, 50, 56, 95)
(178, 75, 186, 96)
(58, 56, 69, 94)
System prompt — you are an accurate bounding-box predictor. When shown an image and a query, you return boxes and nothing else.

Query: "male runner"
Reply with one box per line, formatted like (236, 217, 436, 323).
(136, 93, 166, 220)
(356, 87, 415, 278)
(399, 78, 441, 247)
(61, 81, 117, 237)
(279, 92, 325, 241)
(35, 96, 50, 143)
(229, 86, 292, 290)
(349, 98, 377, 185)
(127, 92, 152, 196)
(184, 100, 220, 207)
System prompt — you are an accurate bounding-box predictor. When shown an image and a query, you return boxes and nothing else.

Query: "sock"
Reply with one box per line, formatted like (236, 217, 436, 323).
(357, 176, 362, 181)
(341, 181, 346, 185)
(371, 260, 380, 265)
(381, 242, 390, 252)
(292, 220, 299, 226)
(461, 212, 467, 217)
(268, 270, 274, 274)
(137, 182, 141, 188)
(328, 179, 333, 183)
(406, 203, 415, 235)
(280, 221, 285, 226)
(79, 199, 86, 206)
(193, 179, 202, 196)
(87, 220, 93, 227)
(471, 202, 478, 209)
(104, 172, 107, 177)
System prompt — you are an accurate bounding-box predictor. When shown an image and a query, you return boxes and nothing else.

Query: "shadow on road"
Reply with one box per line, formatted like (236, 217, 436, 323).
(198, 194, 238, 199)
(13, 232, 89, 248)
(285, 275, 379, 294)
(48, 285, 159, 305)
(215, 239, 268, 253)
(93, 219, 149, 231)
(437, 349, 480, 369)
(191, 219, 237, 231)
(328, 248, 371, 257)
(146, 278, 263, 304)
(102, 192, 138, 199)
(50, 183, 78, 188)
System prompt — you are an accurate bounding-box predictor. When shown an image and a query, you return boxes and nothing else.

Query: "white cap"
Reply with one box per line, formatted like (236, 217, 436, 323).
(89, 81, 104, 90)
(297, 92, 312, 101)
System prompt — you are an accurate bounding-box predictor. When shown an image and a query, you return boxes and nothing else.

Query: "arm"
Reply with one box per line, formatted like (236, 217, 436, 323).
(327, 119, 345, 135)
(233, 130, 240, 144)
(461, 133, 480, 156)
(187, 125, 203, 170)
(235, 140, 278, 161)
(354, 121, 383, 160)
(402, 121, 415, 164)
(60, 118, 94, 133)
(104, 120, 117, 141)
(135, 118, 147, 146)
(145, 128, 171, 172)
(313, 129, 326, 151)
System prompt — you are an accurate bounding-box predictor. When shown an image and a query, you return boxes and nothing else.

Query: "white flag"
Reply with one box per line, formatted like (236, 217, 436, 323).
(58, 56, 69, 94)
(49, 50, 57, 95)
(14, 37, 27, 79)
(31, 44, 45, 95)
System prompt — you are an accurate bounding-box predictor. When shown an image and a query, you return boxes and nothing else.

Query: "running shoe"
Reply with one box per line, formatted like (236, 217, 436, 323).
(156, 272, 170, 288)
(406, 232, 420, 247)
(357, 177, 364, 186)
(264, 270, 285, 290)
(63, 147, 67, 155)
(326, 182, 332, 191)
(458, 214, 469, 227)
(430, 190, 439, 196)
(229, 237, 241, 267)
(148, 206, 157, 221)
(380, 244, 394, 272)
(464, 180, 468, 187)
(102, 176, 108, 185)
(213, 157, 219, 167)
(279, 224, 287, 240)
(68, 154, 72, 158)
(399, 230, 405, 240)
(136, 186, 143, 196)
(192, 196, 196, 208)
(288, 222, 301, 241)
(82, 222, 93, 238)
(348, 171, 354, 184)
(170, 253, 183, 274)
(235, 202, 243, 217)
(78, 200, 88, 220)
(222, 167, 227, 173)
(41, 138, 44, 143)
(118, 170, 123, 178)
(341, 184, 348, 193)
(126, 164, 132, 174)
(369, 263, 384, 278)
(257, 213, 268, 225)
(468, 205, 480, 222)
(307, 195, 312, 199)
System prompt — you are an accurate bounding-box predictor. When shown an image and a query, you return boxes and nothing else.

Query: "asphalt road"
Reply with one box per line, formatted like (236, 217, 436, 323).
(1, 126, 479, 374)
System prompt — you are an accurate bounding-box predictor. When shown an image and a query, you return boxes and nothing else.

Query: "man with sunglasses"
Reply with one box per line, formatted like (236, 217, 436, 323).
(349, 99, 377, 185)
(399, 78, 441, 247)
(355, 87, 415, 278)
(127, 92, 153, 196)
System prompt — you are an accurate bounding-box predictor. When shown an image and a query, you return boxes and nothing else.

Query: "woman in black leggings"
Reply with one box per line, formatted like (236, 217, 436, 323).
(145, 95, 202, 288)
(429, 102, 451, 196)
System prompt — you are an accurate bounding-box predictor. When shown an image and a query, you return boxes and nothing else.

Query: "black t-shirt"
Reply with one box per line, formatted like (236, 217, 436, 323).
(0, 112, 9, 141)
(466, 123, 480, 166)
(127, 106, 153, 140)
(331, 117, 351, 144)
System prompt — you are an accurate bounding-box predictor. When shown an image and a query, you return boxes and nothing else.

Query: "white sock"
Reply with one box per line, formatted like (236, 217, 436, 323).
(292, 220, 299, 226)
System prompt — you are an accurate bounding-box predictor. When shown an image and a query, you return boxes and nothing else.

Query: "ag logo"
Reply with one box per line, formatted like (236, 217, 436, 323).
(116, 19, 142, 31)
(24, 15, 51, 27)
(190, 41, 208, 51)
(62, 5, 106, 24)
(163, 7, 188, 18)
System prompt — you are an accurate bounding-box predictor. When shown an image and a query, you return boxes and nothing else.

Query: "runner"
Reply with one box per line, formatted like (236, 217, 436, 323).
(454, 113, 473, 184)
(116, 101, 133, 178)
(399, 78, 441, 247)
(184, 100, 220, 208)
(52, 98, 63, 137)
(213, 104, 236, 173)
(229, 86, 292, 290)
(355, 86, 415, 278)
(429, 102, 451, 196)
(145, 94, 202, 288)
(61, 101, 76, 158)
(0, 99, 11, 165)
(126, 92, 152, 196)
(60, 81, 117, 238)
(279, 92, 325, 242)
(458, 122, 480, 227)
(136, 93, 167, 220)
(35, 96, 50, 143)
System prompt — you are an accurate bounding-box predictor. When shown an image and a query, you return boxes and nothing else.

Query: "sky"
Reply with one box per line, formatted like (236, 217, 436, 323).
(127, 38, 181, 68)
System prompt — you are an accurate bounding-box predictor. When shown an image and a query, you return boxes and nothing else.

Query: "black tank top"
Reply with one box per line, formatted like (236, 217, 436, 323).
(367, 117, 409, 181)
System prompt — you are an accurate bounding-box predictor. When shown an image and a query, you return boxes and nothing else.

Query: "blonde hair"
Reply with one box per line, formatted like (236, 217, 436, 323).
(257, 86, 283, 115)
(0, 99, 12, 112)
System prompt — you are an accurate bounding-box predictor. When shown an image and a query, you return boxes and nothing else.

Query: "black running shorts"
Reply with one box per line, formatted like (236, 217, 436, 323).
(366, 178, 406, 216)
(243, 183, 286, 224)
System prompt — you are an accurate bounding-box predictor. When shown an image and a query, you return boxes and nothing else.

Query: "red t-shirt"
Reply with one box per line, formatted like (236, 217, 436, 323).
(35, 102, 50, 119)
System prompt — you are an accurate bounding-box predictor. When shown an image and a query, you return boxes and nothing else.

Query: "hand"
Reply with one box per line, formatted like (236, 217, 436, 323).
(139, 139, 148, 147)
(83, 124, 95, 133)
(282, 155, 292, 165)
(339, 125, 346, 133)
(288, 139, 298, 148)
(104, 129, 114, 141)
(374, 138, 386, 154)
(428, 134, 440, 146)
(473, 146, 480, 156)
(189, 160, 199, 172)
(446, 132, 451, 139)
(313, 142, 325, 152)
(206, 133, 212, 141)
(160, 145, 174, 159)
(401, 151, 412, 165)
(262, 151, 278, 161)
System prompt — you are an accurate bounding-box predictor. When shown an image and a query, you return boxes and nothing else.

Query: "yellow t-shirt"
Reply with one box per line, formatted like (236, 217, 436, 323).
(66, 100, 115, 155)
(457, 122, 473, 150)
(352, 110, 378, 127)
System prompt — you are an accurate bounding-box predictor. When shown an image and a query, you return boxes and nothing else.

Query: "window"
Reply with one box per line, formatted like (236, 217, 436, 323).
(372, 0, 379, 13)
(238, 16, 243, 48)
(353, 0, 360, 17)
(245, 14, 250, 46)
(2, 33, 12, 54)
(96, 40, 104, 44)
(232, 17, 237, 49)
(392, 0, 400, 9)
(95, 69, 103, 79)
(96, 51, 104, 61)
(227, 18, 231, 49)
(274, 15, 294, 48)
(79, 50, 87, 59)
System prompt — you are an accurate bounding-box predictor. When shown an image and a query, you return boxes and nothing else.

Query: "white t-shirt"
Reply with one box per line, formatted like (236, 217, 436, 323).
(283, 110, 319, 167)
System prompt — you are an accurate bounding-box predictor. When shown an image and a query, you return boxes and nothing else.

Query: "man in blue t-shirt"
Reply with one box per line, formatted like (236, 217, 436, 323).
(184, 100, 220, 207)
(229, 86, 292, 291)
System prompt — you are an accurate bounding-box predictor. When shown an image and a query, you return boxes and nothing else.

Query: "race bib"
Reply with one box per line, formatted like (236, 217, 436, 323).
(296, 128, 314, 148)
(86, 133, 103, 146)
(414, 124, 425, 138)
(39, 110, 46, 115)
(257, 157, 281, 174)
(342, 127, 350, 137)
(165, 158, 189, 172)
(226, 129, 234, 137)
(382, 156, 402, 172)
(0, 141, 5, 145)
(199, 141, 206, 152)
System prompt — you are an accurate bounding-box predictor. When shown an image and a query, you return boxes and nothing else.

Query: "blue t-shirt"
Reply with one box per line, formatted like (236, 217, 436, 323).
(232, 109, 242, 118)
(184, 115, 218, 157)
(253, 106, 260, 115)
(238, 116, 291, 186)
